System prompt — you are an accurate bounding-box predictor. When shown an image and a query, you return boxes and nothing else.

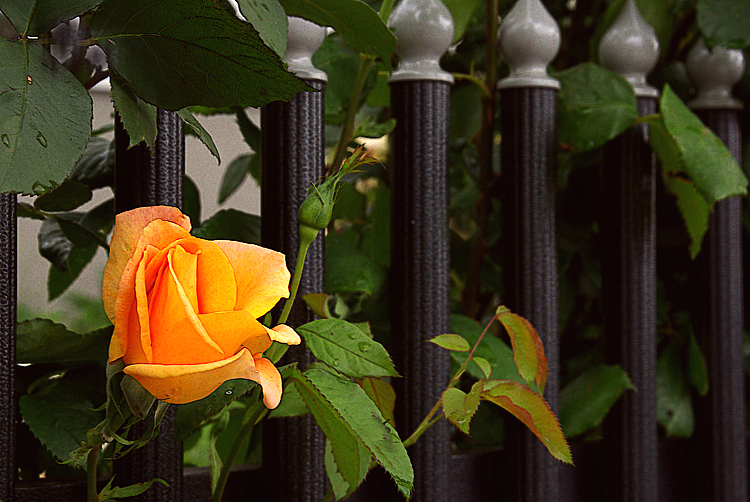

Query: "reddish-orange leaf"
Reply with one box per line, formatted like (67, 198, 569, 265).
(496, 306, 548, 392)
(482, 380, 572, 464)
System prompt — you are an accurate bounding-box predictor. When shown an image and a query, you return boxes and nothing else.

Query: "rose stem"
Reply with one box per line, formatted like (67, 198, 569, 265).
(402, 315, 498, 448)
(86, 448, 98, 502)
(278, 226, 317, 325)
(211, 404, 268, 502)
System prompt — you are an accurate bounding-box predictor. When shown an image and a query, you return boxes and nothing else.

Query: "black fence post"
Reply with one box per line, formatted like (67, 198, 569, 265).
(0, 192, 16, 502)
(686, 39, 748, 502)
(598, 2, 660, 501)
(388, 0, 454, 500)
(497, 0, 561, 500)
(260, 17, 328, 502)
(113, 109, 184, 501)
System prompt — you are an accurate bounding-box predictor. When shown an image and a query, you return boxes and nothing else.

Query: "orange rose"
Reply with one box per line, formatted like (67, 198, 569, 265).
(101, 206, 300, 408)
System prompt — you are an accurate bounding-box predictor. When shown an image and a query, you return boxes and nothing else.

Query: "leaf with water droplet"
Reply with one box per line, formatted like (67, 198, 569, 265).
(0, 38, 91, 194)
(298, 318, 398, 379)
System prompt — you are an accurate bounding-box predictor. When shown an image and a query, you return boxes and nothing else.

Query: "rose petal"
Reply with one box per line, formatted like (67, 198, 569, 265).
(123, 348, 262, 405)
(252, 355, 283, 409)
(214, 241, 290, 318)
(197, 310, 273, 356)
(177, 238, 238, 314)
(267, 324, 301, 345)
(103, 207, 190, 321)
(108, 220, 191, 362)
(146, 248, 225, 365)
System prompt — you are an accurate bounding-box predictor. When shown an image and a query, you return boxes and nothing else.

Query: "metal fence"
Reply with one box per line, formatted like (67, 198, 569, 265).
(1, 0, 747, 500)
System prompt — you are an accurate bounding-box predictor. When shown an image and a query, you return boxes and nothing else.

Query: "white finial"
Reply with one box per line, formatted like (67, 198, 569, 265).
(686, 39, 745, 110)
(598, 0, 659, 97)
(388, 0, 454, 83)
(497, 0, 561, 90)
(285, 17, 327, 82)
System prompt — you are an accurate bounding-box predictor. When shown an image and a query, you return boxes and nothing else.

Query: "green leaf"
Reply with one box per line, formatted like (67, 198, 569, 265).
(19, 379, 103, 462)
(482, 380, 572, 464)
(324, 436, 372, 501)
(98, 477, 169, 500)
(325, 230, 387, 296)
(291, 367, 413, 498)
(183, 175, 201, 224)
(2, 0, 101, 36)
(496, 306, 548, 393)
(237, 0, 289, 57)
(68, 136, 114, 189)
(298, 318, 398, 378)
(218, 154, 253, 204)
(236, 108, 261, 151)
(302, 292, 332, 319)
(559, 364, 634, 438)
(34, 180, 92, 212)
(358, 377, 395, 425)
(0, 38, 92, 195)
(90, 0, 309, 110)
(555, 62, 638, 151)
(120, 374, 155, 420)
(47, 245, 98, 300)
(657, 86, 748, 201)
(657, 343, 694, 437)
(429, 333, 470, 352)
(697, 0, 750, 49)
(16, 319, 111, 366)
(449, 314, 520, 382)
(687, 331, 709, 396)
(441, 0, 482, 44)
(268, 377, 309, 418)
(192, 209, 261, 244)
(110, 73, 157, 148)
(472, 357, 492, 380)
(277, 0, 396, 65)
(178, 109, 221, 163)
(442, 380, 483, 435)
(646, 86, 748, 257)
(174, 379, 258, 441)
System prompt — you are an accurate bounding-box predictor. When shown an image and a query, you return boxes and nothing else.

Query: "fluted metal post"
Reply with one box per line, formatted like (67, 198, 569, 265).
(261, 17, 327, 502)
(598, 2, 660, 501)
(0, 192, 16, 502)
(497, 0, 561, 500)
(114, 109, 185, 502)
(686, 39, 747, 502)
(388, 1, 453, 500)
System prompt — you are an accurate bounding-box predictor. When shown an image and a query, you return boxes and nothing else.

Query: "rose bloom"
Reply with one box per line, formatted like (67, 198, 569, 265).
(102, 206, 300, 408)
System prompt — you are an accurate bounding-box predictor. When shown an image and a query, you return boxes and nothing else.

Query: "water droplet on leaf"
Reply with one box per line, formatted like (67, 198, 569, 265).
(358, 342, 370, 352)
(225, 390, 233, 395)
(1, 135, 9, 148)
(332, 358, 340, 367)
(36, 132, 47, 148)
(347, 333, 356, 340)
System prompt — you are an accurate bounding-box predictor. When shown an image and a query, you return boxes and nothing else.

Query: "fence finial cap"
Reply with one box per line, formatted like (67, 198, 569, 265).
(497, 0, 561, 90)
(686, 38, 745, 110)
(388, 0, 454, 83)
(598, 0, 659, 97)
(285, 16, 327, 82)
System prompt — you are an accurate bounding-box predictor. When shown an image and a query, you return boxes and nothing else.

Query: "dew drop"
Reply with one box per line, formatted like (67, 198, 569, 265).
(36, 132, 47, 148)
(347, 332, 356, 340)
(26, 75, 32, 85)
(225, 390, 233, 395)
(358, 342, 370, 353)
(332, 358, 340, 367)
(1, 134, 10, 148)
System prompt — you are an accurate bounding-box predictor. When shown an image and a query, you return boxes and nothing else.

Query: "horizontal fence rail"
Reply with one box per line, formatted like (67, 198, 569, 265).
(2, 0, 748, 501)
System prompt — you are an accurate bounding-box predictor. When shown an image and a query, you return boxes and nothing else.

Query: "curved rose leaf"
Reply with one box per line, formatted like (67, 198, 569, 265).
(298, 318, 398, 379)
(429, 333, 470, 352)
(442, 380, 483, 435)
(482, 380, 572, 464)
(496, 306, 548, 392)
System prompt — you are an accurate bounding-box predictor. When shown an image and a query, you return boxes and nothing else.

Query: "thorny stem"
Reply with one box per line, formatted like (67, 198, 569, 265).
(86, 447, 99, 502)
(461, 0, 499, 317)
(403, 315, 498, 448)
(212, 404, 268, 502)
